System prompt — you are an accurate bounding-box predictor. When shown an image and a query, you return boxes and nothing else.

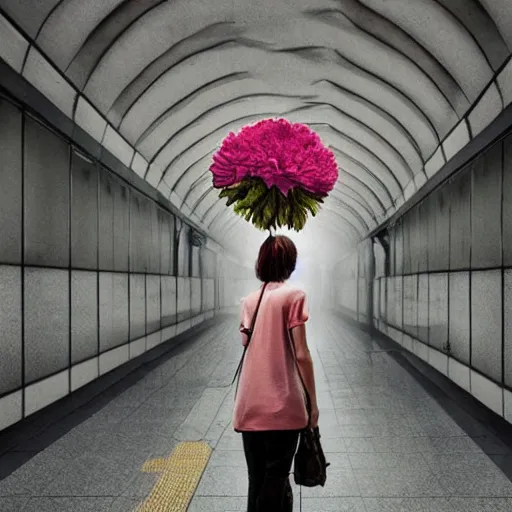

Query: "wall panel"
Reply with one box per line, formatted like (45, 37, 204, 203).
(396, 221, 405, 275)
(0, 100, 22, 265)
(428, 273, 448, 351)
(129, 274, 146, 340)
(148, 202, 160, 274)
(505, 270, 512, 388)
(417, 274, 429, 344)
(24, 118, 70, 268)
(504, 135, 512, 267)
(113, 177, 129, 272)
(100, 273, 129, 352)
(0, 95, 228, 434)
(471, 146, 502, 268)
(417, 202, 429, 272)
(449, 170, 471, 270)
(146, 275, 161, 334)
(177, 224, 190, 277)
(191, 277, 201, 315)
(0, 266, 22, 395)
(98, 171, 114, 270)
(159, 209, 172, 275)
(24, 268, 69, 384)
(177, 277, 191, 322)
(71, 270, 98, 364)
(334, 133, 512, 425)
(448, 272, 470, 365)
(409, 207, 420, 274)
(71, 152, 98, 269)
(161, 276, 177, 326)
(471, 270, 502, 383)
(403, 275, 418, 338)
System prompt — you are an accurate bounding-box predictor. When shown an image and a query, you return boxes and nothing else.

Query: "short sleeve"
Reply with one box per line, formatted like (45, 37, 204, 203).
(240, 298, 249, 328)
(288, 291, 309, 329)
(240, 299, 250, 346)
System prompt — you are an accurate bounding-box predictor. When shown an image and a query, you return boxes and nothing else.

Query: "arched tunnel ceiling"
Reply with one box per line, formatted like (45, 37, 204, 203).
(1, 0, 511, 260)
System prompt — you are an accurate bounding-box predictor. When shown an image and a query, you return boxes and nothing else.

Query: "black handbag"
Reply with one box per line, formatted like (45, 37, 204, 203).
(288, 331, 330, 487)
(231, 282, 268, 392)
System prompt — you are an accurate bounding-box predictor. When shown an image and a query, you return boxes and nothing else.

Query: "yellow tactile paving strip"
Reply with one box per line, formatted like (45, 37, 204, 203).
(137, 441, 212, 512)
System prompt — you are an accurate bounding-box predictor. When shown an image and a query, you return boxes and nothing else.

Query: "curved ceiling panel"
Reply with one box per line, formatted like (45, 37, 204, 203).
(359, 0, 495, 101)
(1, 0, 510, 260)
(436, 0, 509, 70)
(478, 0, 512, 50)
(36, 0, 125, 70)
(0, 0, 58, 39)
(66, 0, 166, 89)
(306, 2, 468, 111)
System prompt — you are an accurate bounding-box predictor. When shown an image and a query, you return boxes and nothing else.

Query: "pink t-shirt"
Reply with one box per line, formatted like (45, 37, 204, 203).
(233, 281, 309, 432)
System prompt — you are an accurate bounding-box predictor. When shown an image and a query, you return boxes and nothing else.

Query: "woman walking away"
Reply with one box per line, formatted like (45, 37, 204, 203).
(233, 234, 320, 512)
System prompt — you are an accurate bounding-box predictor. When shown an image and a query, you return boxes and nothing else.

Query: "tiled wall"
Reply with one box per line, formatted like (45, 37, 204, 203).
(0, 97, 235, 433)
(332, 130, 512, 424)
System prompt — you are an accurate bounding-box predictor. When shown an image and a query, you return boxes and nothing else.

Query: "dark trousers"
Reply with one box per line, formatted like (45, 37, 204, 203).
(241, 430, 300, 512)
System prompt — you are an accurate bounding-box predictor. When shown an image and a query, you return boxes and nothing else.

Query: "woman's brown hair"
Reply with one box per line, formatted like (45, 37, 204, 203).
(255, 235, 297, 282)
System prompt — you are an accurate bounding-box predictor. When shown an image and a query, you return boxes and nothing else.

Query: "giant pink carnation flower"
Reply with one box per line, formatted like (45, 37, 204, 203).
(209, 118, 338, 196)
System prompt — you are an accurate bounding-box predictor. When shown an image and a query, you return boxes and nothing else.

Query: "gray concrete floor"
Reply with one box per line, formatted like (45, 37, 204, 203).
(1, 313, 512, 511)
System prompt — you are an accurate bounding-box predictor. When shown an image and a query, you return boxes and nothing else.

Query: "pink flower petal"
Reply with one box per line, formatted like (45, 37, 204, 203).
(209, 118, 338, 195)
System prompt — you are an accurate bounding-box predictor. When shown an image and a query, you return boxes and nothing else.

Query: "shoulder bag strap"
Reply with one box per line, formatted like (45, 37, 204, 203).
(231, 282, 268, 388)
(287, 328, 312, 428)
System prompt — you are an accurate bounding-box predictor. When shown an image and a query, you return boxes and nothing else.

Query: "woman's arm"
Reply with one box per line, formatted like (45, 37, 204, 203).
(290, 323, 319, 427)
(239, 299, 249, 346)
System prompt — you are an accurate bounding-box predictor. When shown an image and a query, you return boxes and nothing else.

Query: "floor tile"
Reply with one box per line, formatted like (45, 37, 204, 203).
(0, 497, 29, 511)
(22, 497, 115, 511)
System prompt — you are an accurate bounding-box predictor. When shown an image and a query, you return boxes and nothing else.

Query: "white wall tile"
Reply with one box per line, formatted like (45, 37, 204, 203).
(75, 97, 107, 143)
(24, 370, 69, 417)
(169, 190, 181, 209)
(99, 344, 129, 376)
(424, 146, 445, 178)
(395, 195, 405, 209)
(147, 331, 161, 350)
(146, 163, 162, 187)
(102, 125, 134, 167)
(71, 358, 98, 392)
(176, 319, 191, 335)
(132, 152, 148, 179)
(402, 334, 413, 352)
(390, 327, 403, 345)
(428, 347, 448, 376)
(156, 180, 171, 199)
(0, 13, 29, 73)
(448, 358, 470, 392)
(498, 58, 512, 108)
(443, 120, 470, 162)
(471, 370, 503, 417)
(0, 390, 22, 431)
(413, 339, 429, 362)
(469, 82, 503, 137)
(376, 212, 386, 225)
(181, 203, 193, 216)
(190, 211, 203, 225)
(505, 388, 512, 424)
(23, 48, 76, 118)
(414, 172, 427, 190)
(162, 325, 177, 341)
(404, 180, 416, 202)
(129, 337, 146, 359)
